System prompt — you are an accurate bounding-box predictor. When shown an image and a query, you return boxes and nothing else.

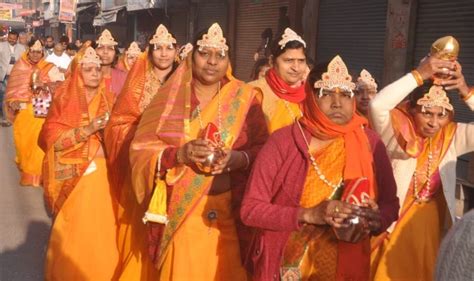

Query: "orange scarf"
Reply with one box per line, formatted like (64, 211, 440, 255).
(39, 63, 115, 216)
(300, 91, 375, 281)
(5, 53, 54, 121)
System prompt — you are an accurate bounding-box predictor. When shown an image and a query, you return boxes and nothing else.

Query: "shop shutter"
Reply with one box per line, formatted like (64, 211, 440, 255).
(316, 0, 388, 83)
(234, 0, 289, 81)
(196, 1, 228, 35)
(412, 0, 474, 123)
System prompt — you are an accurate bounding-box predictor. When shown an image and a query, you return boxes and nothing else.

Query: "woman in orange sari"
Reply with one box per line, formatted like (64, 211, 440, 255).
(369, 44, 474, 281)
(104, 24, 178, 280)
(5, 39, 63, 186)
(241, 56, 399, 281)
(249, 28, 307, 133)
(129, 23, 268, 280)
(116, 41, 141, 73)
(39, 47, 119, 281)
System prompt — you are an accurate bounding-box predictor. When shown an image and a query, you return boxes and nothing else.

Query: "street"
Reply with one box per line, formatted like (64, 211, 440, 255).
(0, 126, 51, 281)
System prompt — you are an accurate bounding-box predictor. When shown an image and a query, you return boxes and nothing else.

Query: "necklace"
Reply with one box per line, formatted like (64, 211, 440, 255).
(296, 120, 343, 198)
(413, 138, 433, 202)
(283, 100, 302, 122)
(195, 82, 222, 133)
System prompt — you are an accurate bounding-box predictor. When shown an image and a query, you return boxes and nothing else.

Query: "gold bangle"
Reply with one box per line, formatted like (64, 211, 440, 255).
(462, 87, 474, 101)
(411, 70, 424, 86)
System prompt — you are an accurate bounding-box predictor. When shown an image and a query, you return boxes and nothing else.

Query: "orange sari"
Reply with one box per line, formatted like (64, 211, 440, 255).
(371, 101, 456, 281)
(282, 138, 345, 280)
(130, 56, 260, 279)
(39, 64, 118, 280)
(5, 53, 55, 186)
(104, 53, 162, 280)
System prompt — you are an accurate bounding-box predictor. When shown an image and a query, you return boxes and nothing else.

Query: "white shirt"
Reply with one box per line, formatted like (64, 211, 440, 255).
(45, 52, 72, 70)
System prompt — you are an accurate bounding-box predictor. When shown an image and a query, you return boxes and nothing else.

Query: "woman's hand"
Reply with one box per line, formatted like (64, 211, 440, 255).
(416, 56, 456, 80)
(298, 200, 361, 228)
(211, 150, 247, 175)
(84, 113, 109, 135)
(360, 198, 382, 234)
(176, 139, 214, 165)
(8, 101, 23, 111)
(440, 61, 471, 98)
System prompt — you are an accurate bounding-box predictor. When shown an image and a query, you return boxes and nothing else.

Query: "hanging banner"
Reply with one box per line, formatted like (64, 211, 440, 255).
(0, 9, 12, 20)
(59, 0, 77, 22)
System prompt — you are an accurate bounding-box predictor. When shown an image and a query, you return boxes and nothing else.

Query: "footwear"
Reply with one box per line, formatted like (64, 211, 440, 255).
(0, 120, 11, 127)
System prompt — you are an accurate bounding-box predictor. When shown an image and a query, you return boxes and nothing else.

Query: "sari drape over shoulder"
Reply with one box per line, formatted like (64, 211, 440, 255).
(5, 53, 57, 186)
(39, 63, 119, 281)
(129, 55, 265, 277)
(104, 52, 162, 280)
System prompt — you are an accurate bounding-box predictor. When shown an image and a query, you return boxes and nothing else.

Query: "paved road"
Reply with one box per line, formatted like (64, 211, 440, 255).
(0, 126, 51, 281)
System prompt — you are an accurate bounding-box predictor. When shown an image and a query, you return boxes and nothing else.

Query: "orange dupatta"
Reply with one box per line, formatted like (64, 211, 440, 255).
(300, 91, 376, 281)
(129, 55, 261, 269)
(39, 63, 115, 216)
(5, 52, 54, 122)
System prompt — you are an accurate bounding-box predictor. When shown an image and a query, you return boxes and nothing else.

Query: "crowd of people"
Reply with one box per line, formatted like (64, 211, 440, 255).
(0, 21, 473, 281)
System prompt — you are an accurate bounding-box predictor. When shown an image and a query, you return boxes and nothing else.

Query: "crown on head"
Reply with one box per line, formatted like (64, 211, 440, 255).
(417, 85, 453, 113)
(357, 69, 378, 92)
(79, 47, 102, 66)
(197, 23, 229, 56)
(314, 55, 355, 97)
(97, 29, 118, 47)
(30, 40, 43, 52)
(126, 42, 141, 57)
(278, 28, 306, 50)
(149, 24, 176, 47)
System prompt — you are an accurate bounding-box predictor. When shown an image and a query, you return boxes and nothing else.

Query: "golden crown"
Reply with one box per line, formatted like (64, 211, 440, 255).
(149, 24, 176, 46)
(314, 55, 355, 91)
(97, 29, 118, 46)
(278, 28, 306, 49)
(30, 40, 43, 51)
(357, 69, 378, 91)
(79, 47, 102, 66)
(197, 23, 229, 56)
(126, 42, 141, 57)
(417, 85, 453, 113)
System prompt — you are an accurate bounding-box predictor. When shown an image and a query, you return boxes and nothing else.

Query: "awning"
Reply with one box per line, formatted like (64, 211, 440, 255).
(76, 3, 96, 13)
(127, 0, 166, 12)
(92, 5, 125, 26)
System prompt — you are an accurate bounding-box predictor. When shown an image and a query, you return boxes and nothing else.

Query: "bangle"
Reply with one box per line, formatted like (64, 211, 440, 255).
(462, 87, 474, 101)
(411, 70, 424, 86)
(241, 151, 250, 170)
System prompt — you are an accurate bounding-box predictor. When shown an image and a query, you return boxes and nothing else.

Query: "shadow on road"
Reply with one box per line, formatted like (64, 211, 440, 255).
(0, 221, 50, 281)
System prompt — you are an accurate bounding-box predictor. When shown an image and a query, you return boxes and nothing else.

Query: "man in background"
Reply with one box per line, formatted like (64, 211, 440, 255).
(0, 31, 26, 126)
(45, 42, 72, 72)
(44, 36, 54, 56)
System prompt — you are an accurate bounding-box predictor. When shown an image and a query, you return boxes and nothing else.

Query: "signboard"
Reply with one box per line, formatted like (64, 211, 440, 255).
(59, 0, 77, 22)
(0, 9, 12, 20)
(0, 3, 22, 10)
(127, 0, 165, 11)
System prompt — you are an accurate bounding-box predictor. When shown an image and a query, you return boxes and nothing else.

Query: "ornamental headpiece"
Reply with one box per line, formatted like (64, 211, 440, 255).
(30, 40, 43, 52)
(314, 55, 355, 97)
(356, 69, 378, 92)
(126, 42, 141, 57)
(178, 43, 193, 61)
(278, 27, 306, 49)
(417, 85, 453, 114)
(149, 24, 176, 47)
(97, 29, 118, 47)
(197, 23, 229, 56)
(79, 47, 102, 66)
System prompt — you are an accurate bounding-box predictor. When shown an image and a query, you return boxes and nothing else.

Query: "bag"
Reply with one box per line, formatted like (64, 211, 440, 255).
(32, 88, 52, 118)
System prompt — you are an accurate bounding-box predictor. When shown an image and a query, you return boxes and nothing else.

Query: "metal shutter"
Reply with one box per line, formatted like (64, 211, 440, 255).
(234, 0, 289, 81)
(169, 9, 188, 45)
(316, 0, 388, 83)
(196, 1, 228, 35)
(412, 0, 474, 123)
